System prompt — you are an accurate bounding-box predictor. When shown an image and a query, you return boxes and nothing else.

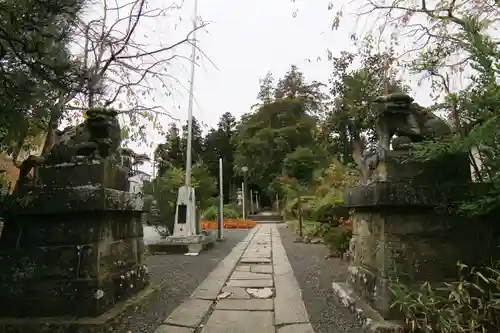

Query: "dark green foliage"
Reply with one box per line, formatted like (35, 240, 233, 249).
(181, 117, 204, 165)
(234, 98, 317, 191)
(322, 39, 408, 168)
(234, 65, 326, 196)
(283, 147, 318, 186)
(202, 112, 237, 203)
(155, 123, 184, 174)
(0, 0, 86, 151)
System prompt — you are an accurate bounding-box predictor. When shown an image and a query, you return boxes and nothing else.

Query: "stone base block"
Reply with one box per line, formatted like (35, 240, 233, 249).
(5, 187, 144, 215)
(147, 231, 217, 254)
(0, 264, 150, 318)
(0, 284, 158, 333)
(37, 161, 129, 191)
(331, 282, 405, 333)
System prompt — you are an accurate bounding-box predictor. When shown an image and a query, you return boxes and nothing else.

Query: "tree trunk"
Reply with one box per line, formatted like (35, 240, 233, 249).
(340, 123, 353, 164)
(41, 114, 58, 156)
(469, 150, 484, 182)
(11, 129, 29, 168)
(41, 94, 67, 156)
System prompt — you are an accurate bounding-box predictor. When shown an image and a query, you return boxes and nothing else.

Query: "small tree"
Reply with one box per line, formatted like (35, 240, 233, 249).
(282, 147, 319, 237)
(146, 163, 217, 232)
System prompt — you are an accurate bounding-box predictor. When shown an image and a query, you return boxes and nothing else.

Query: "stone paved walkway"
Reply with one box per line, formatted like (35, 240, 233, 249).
(154, 224, 314, 333)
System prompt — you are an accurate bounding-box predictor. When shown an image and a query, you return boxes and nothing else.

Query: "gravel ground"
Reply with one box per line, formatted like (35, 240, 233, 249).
(115, 229, 250, 333)
(278, 225, 367, 333)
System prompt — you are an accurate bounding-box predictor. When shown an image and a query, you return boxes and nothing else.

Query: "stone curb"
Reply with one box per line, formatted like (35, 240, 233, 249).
(272, 227, 311, 327)
(331, 282, 405, 333)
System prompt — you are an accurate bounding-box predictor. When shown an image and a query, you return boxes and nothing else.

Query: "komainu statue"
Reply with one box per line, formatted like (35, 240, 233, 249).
(360, 93, 467, 183)
(14, 108, 123, 192)
(374, 92, 451, 156)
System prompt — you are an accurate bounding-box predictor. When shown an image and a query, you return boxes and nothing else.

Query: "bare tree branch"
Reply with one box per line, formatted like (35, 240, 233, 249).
(55, 0, 208, 145)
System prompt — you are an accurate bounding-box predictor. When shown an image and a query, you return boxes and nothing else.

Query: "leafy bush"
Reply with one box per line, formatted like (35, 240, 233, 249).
(286, 219, 324, 237)
(201, 206, 219, 220)
(322, 224, 352, 255)
(391, 262, 500, 333)
(310, 191, 345, 224)
(286, 219, 352, 255)
(285, 195, 316, 219)
(223, 203, 242, 216)
(202, 205, 240, 220)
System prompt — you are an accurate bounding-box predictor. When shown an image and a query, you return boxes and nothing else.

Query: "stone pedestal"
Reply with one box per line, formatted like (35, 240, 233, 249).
(0, 162, 150, 330)
(334, 153, 499, 331)
(370, 150, 471, 183)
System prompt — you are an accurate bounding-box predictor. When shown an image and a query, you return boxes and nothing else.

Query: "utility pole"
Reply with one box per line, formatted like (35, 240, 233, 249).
(184, 0, 198, 186)
(250, 189, 254, 215)
(218, 158, 224, 240)
(241, 182, 246, 220)
(172, 0, 199, 238)
(241, 166, 248, 219)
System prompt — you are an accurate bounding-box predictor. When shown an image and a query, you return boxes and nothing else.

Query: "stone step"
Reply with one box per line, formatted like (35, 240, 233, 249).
(248, 214, 283, 223)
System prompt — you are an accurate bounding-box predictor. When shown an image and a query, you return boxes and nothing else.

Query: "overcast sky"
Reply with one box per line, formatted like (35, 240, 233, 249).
(85, 0, 466, 173)
(153, 0, 449, 127)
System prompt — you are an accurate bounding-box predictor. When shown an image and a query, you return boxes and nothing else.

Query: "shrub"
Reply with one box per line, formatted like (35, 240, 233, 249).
(286, 219, 324, 237)
(286, 219, 352, 254)
(223, 203, 241, 216)
(285, 196, 316, 219)
(310, 188, 346, 223)
(322, 224, 352, 255)
(202, 205, 240, 220)
(391, 262, 500, 333)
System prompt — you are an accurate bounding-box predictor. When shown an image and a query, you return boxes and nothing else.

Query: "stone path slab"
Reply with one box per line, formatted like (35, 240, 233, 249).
(235, 265, 251, 272)
(163, 299, 212, 328)
(157, 224, 314, 333)
(215, 299, 273, 311)
(220, 286, 251, 299)
(201, 310, 274, 333)
(230, 271, 273, 280)
(240, 257, 272, 264)
(251, 264, 273, 274)
(226, 278, 273, 288)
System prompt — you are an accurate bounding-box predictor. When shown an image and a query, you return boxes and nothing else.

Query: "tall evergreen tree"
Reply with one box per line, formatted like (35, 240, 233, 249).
(155, 123, 184, 175)
(275, 65, 328, 115)
(202, 112, 237, 203)
(181, 117, 204, 165)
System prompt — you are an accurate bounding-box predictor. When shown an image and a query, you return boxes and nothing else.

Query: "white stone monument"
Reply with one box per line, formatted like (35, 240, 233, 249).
(149, 184, 215, 254)
(172, 185, 197, 237)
